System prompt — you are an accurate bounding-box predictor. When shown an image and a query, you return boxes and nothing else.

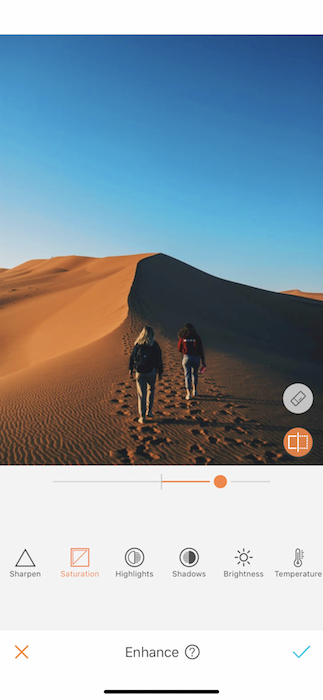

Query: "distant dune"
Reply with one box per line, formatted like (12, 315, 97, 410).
(281, 289, 323, 302)
(0, 253, 322, 465)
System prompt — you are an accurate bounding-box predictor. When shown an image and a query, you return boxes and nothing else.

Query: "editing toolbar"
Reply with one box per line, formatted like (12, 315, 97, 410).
(1, 465, 322, 632)
(7, 545, 323, 578)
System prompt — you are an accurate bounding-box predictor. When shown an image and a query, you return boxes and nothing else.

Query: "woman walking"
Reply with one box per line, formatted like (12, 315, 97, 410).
(129, 326, 163, 424)
(178, 323, 206, 400)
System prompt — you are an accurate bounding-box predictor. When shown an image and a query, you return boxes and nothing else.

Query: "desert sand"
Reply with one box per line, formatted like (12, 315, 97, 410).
(281, 289, 323, 302)
(0, 253, 322, 465)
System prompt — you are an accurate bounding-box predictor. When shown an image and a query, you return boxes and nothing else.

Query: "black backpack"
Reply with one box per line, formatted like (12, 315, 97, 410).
(133, 344, 155, 373)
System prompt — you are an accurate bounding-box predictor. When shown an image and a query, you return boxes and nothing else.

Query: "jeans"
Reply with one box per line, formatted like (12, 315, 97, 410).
(182, 354, 200, 392)
(136, 368, 157, 418)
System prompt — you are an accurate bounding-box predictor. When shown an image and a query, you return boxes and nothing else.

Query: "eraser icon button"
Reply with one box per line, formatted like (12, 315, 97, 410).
(283, 384, 313, 414)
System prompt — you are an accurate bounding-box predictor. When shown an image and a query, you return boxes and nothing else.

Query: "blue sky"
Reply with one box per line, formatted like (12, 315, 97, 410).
(0, 35, 322, 291)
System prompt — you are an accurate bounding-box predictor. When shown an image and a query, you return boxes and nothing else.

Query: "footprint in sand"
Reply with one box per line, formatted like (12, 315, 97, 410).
(142, 436, 154, 444)
(198, 418, 211, 427)
(224, 437, 245, 445)
(116, 447, 132, 465)
(224, 425, 247, 435)
(208, 436, 218, 445)
(190, 443, 204, 454)
(264, 450, 281, 461)
(277, 453, 295, 463)
(249, 438, 268, 447)
(147, 451, 160, 460)
(117, 447, 127, 457)
(244, 453, 263, 464)
(135, 444, 147, 456)
(151, 436, 167, 446)
(195, 456, 211, 465)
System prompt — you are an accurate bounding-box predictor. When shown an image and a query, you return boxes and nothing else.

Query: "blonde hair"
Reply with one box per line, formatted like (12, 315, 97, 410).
(135, 326, 155, 347)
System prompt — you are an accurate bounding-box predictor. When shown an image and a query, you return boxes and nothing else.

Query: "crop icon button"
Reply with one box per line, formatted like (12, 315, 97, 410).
(283, 428, 313, 457)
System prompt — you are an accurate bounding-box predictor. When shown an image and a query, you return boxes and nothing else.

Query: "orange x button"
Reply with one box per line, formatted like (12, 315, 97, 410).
(15, 645, 29, 659)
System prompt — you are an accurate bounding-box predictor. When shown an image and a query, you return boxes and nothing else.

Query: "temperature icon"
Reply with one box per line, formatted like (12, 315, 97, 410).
(293, 548, 304, 568)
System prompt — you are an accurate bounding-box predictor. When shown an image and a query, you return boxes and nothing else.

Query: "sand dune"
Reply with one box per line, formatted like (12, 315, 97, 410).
(131, 256, 323, 363)
(0, 253, 322, 465)
(281, 289, 323, 302)
(0, 254, 153, 377)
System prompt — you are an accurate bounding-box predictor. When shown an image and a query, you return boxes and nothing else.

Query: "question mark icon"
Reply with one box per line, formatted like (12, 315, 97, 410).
(185, 644, 200, 659)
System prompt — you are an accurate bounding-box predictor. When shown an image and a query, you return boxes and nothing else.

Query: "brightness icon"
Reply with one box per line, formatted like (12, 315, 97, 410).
(235, 548, 253, 566)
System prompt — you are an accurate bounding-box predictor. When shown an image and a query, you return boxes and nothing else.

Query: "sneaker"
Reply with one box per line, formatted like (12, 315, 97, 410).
(192, 389, 197, 397)
(185, 391, 191, 401)
(146, 411, 153, 418)
(138, 417, 145, 424)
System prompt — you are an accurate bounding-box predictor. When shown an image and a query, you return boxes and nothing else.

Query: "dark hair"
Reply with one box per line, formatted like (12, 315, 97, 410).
(178, 323, 197, 339)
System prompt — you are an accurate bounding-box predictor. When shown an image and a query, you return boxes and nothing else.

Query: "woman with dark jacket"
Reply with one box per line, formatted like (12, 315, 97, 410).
(129, 326, 163, 424)
(178, 323, 206, 400)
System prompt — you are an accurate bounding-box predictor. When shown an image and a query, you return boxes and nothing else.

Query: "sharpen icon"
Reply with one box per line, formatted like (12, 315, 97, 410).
(15, 550, 36, 567)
